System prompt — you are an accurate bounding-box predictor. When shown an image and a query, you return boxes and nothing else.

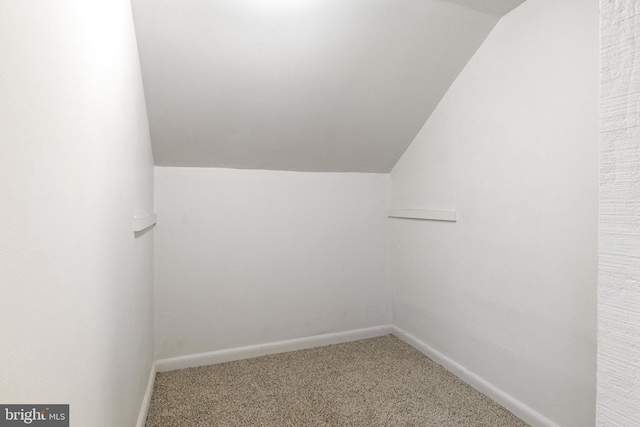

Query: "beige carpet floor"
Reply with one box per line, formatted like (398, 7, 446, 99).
(145, 335, 529, 427)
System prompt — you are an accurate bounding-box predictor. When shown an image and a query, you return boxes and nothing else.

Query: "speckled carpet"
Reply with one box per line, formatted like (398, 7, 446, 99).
(145, 335, 528, 427)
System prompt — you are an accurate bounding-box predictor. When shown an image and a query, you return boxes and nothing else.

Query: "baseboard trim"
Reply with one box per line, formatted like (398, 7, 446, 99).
(155, 325, 393, 373)
(136, 362, 156, 427)
(391, 326, 560, 427)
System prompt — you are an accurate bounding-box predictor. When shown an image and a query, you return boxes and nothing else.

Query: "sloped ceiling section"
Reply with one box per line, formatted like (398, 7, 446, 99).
(131, 0, 524, 172)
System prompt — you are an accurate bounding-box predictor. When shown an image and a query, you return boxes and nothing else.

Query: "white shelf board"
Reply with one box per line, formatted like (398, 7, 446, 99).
(133, 213, 157, 232)
(388, 209, 457, 222)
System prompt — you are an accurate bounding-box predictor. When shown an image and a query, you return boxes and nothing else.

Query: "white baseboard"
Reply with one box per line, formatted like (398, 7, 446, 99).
(391, 326, 559, 427)
(147, 325, 556, 427)
(156, 325, 393, 373)
(136, 362, 156, 427)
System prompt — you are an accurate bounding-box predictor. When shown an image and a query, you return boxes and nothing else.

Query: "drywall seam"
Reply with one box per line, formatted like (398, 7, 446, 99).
(155, 325, 392, 372)
(136, 363, 156, 427)
(391, 326, 560, 427)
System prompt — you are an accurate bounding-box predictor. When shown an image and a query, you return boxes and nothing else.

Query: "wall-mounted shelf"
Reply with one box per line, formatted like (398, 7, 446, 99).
(133, 213, 157, 232)
(388, 209, 457, 222)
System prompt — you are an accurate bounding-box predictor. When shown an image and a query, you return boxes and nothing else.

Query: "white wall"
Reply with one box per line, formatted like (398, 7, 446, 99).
(389, 0, 599, 426)
(154, 167, 390, 359)
(597, 0, 640, 425)
(132, 0, 509, 173)
(0, 1, 154, 426)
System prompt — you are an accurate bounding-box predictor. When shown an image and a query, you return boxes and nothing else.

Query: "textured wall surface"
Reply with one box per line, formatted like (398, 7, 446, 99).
(597, 0, 640, 425)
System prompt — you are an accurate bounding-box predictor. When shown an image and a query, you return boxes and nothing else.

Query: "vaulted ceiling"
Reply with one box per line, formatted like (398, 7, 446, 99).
(131, 0, 524, 172)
